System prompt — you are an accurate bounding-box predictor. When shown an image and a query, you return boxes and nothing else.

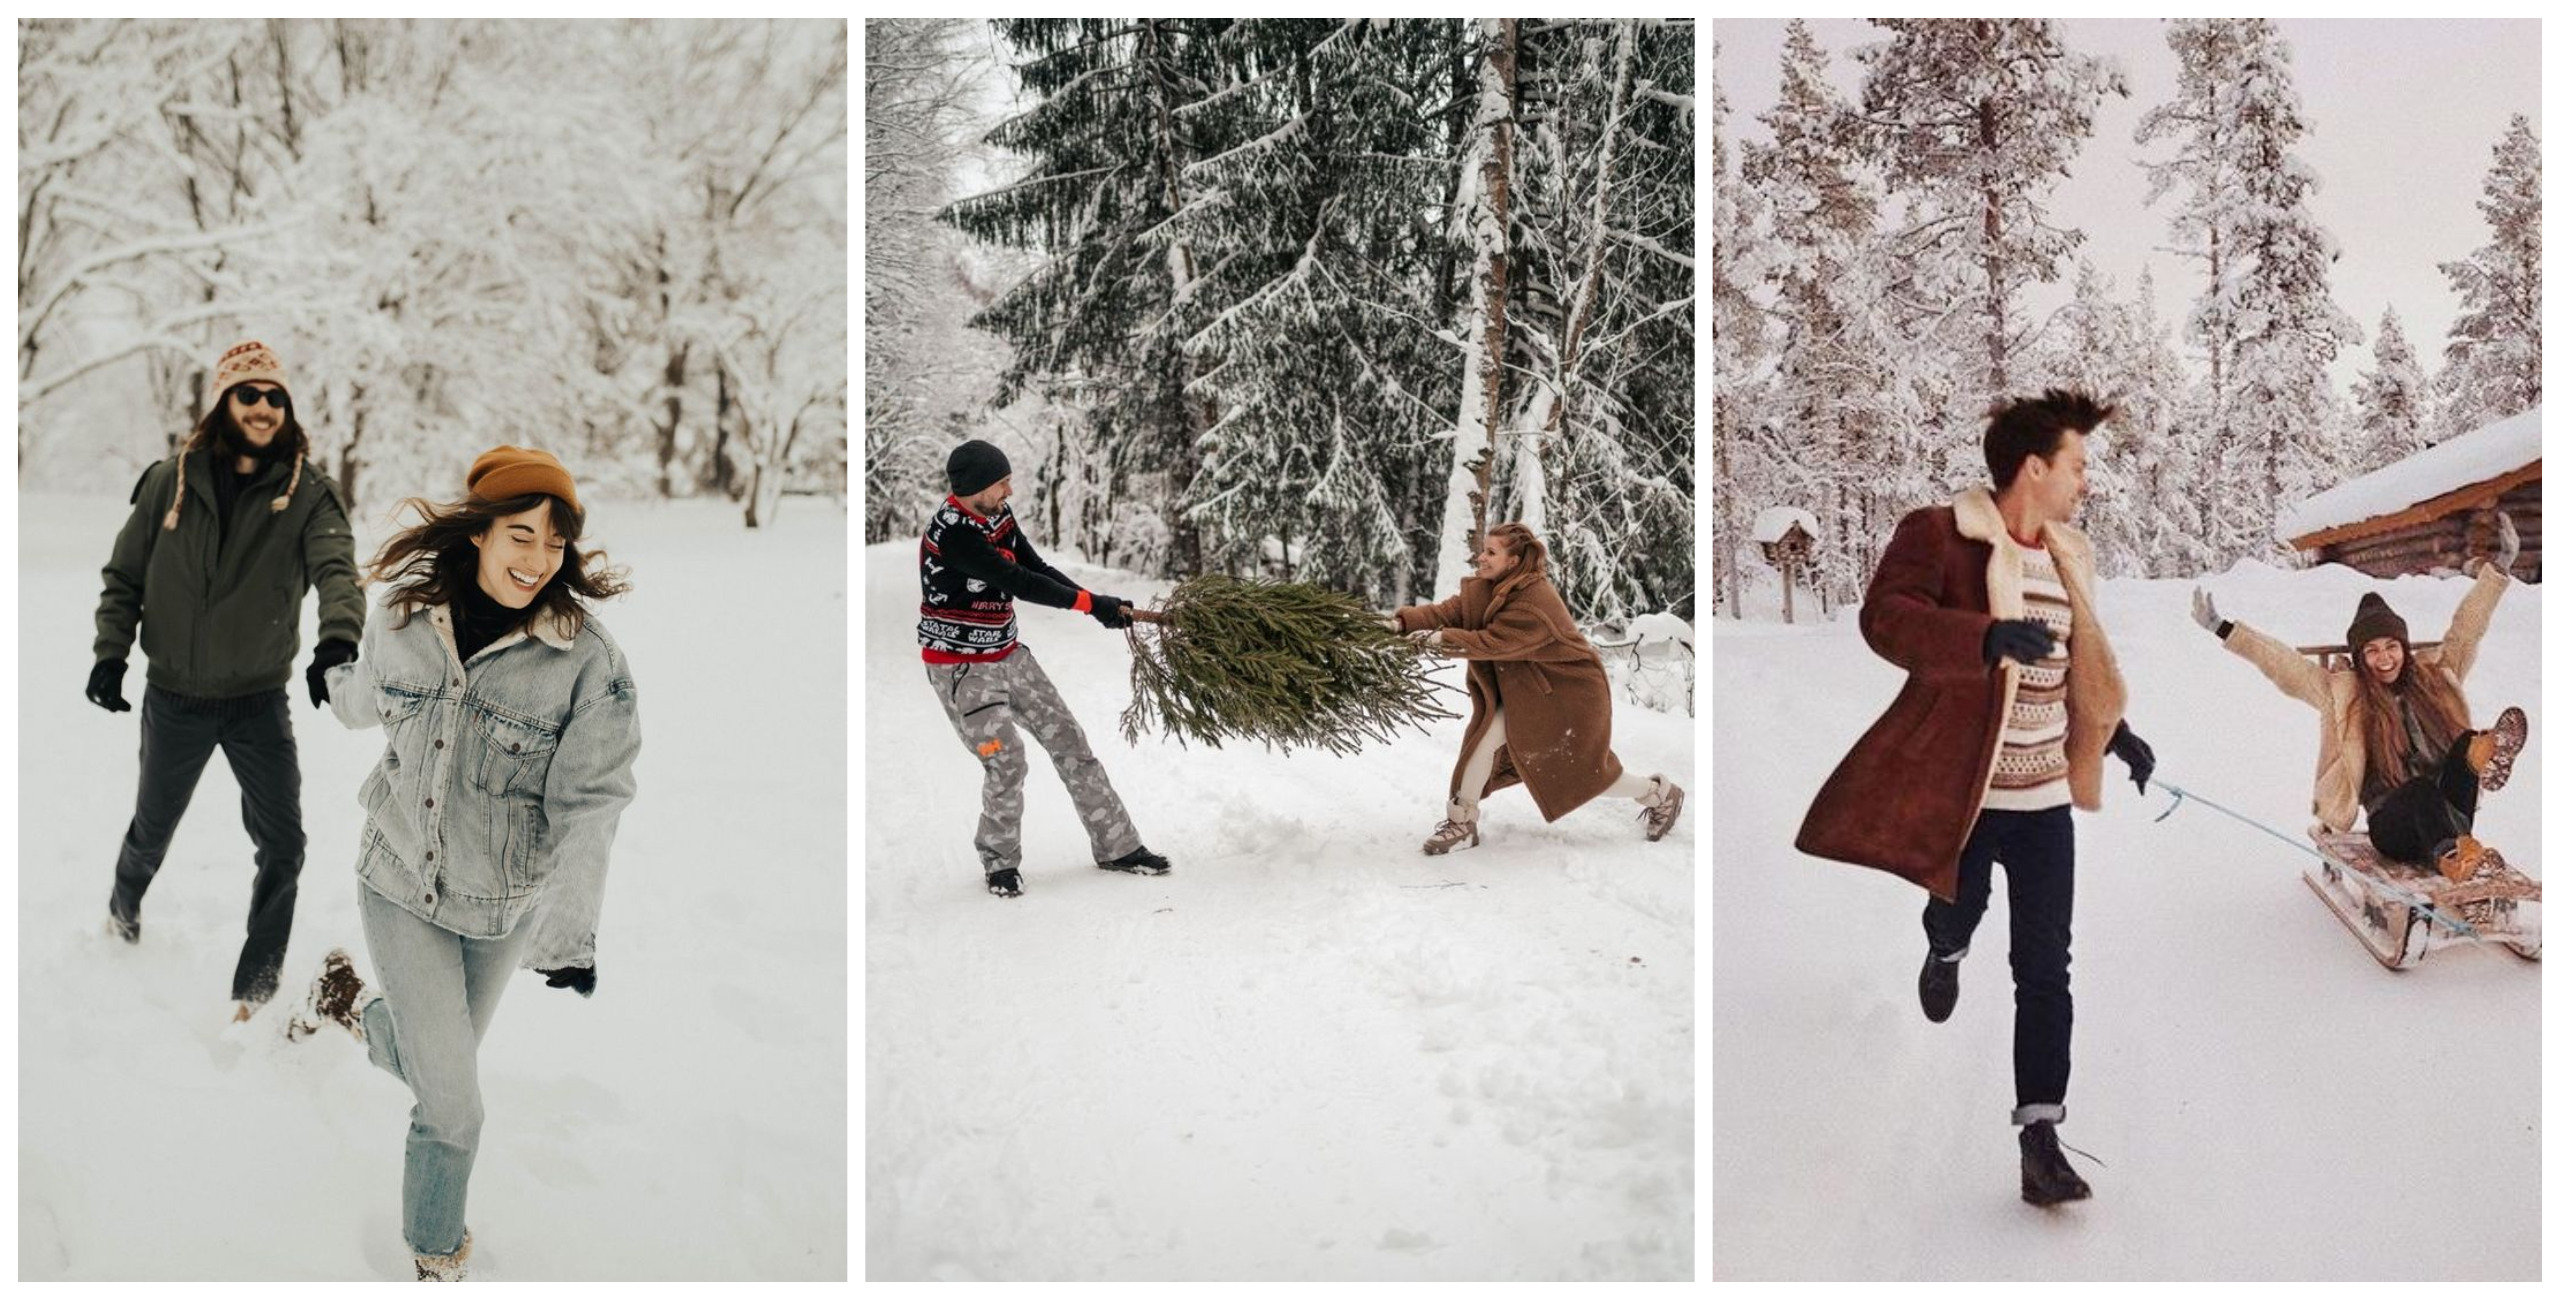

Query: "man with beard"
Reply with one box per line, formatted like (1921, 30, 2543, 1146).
(91, 340, 366, 1019)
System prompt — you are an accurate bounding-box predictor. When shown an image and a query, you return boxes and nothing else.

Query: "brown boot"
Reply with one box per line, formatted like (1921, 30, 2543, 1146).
(2468, 706, 2528, 792)
(285, 948, 368, 1043)
(1640, 777, 1685, 842)
(413, 1229, 472, 1282)
(1423, 798, 1479, 855)
(2437, 835, 2487, 883)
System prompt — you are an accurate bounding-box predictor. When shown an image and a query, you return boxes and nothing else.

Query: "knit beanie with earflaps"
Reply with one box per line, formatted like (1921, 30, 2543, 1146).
(2345, 592, 2410, 658)
(164, 340, 304, 531)
(466, 445, 581, 515)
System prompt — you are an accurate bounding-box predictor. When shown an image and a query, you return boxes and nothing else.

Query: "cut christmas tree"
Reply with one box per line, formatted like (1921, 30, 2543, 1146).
(1122, 574, 1459, 756)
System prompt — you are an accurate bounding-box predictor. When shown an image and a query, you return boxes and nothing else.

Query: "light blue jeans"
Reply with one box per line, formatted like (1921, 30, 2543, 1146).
(358, 880, 532, 1256)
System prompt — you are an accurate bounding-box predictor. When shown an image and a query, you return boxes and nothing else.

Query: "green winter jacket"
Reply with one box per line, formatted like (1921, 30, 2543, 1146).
(93, 448, 366, 699)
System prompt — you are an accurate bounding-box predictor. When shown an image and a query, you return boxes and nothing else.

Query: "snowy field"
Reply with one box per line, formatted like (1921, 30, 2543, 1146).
(16, 493, 848, 1281)
(1714, 561, 2540, 1280)
(863, 542, 1695, 1281)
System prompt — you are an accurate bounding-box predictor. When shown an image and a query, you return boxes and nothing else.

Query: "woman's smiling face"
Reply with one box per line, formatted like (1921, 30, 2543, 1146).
(472, 503, 566, 609)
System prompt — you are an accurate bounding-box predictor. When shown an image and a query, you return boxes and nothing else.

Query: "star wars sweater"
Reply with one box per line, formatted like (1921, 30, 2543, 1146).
(917, 495, 1092, 663)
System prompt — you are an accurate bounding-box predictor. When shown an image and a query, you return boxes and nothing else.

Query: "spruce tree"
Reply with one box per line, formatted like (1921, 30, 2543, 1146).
(2434, 113, 2541, 440)
(2351, 307, 2430, 472)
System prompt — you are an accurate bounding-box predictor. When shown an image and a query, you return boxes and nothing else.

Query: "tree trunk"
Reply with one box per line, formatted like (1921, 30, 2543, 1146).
(658, 341, 688, 498)
(1430, 17, 1516, 599)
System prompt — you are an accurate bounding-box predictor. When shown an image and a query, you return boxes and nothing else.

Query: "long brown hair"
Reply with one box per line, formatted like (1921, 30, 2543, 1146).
(368, 492, 630, 637)
(2352, 651, 2473, 789)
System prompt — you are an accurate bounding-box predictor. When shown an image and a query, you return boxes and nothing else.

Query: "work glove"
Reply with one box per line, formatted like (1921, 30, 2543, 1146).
(1088, 593, 1134, 630)
(1407, 628, 1445, 653)
(1981, 618, 2056, 668)
(536, 965, 596, 998)
(1376, 612, 1402, 633)
(87, 660, 132, 713)
(306, 638, 358, 708)
(2190, 587, 2225, 637)
(2107, 720, 2156, 795)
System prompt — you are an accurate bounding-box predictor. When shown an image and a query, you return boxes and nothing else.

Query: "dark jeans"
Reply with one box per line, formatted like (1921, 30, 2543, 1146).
(1922, 806, 2074, 1122)
(109, 685, 305, 1004)
(2367, 736, 2482, 866)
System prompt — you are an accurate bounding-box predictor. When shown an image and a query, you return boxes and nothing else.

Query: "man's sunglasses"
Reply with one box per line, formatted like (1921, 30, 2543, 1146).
(232, 386, 289, 409)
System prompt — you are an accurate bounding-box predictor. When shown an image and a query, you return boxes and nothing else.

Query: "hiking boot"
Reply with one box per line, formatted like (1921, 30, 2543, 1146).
(414, 1229, 472, 1282)
(1918, 951, 1960, 1023)
(1423, 817, 1479, 855)
(2436, 834, 2487, 884)
(1640, 777, 1685, 842)
(1101, 846, 1171, 875)
(2470, 706, 2528, 793)
(2019, 1120, 2092, 1206)
(986, 868, 1024, 898)
(286, 948, 368, 1043)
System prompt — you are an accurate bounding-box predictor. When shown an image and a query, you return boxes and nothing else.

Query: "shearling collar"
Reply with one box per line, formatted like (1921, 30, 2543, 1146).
(1951, 486, 2091, 574)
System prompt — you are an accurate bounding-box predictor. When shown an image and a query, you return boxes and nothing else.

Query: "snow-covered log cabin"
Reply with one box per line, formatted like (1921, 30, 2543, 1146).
(2278, 407, 2541, 582)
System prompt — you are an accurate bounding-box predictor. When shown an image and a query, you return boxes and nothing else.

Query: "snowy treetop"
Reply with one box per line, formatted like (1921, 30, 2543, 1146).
(1752, 506, 1819, 545)
(2279, 407, 2542, 540)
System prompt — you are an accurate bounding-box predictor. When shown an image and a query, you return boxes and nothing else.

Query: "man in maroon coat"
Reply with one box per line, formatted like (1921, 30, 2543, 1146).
(1797, 390, 2156, 1208)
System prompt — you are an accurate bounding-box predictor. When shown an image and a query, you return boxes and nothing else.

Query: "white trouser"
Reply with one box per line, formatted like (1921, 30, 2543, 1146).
(1452, 708, 1659, 820)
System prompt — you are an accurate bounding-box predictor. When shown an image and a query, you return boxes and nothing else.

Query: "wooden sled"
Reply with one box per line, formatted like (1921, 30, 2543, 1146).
(2304, 830, 2541, 970)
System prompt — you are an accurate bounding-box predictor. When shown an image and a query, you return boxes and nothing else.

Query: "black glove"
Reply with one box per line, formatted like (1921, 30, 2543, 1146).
(86, 660, 132, 713)
(537, 965, 596, 998)
(2107, 720, 2156, 795)
(306, 638, 358, 708)
(1088, 593, 1134, 630)
(1982, 619, 2056, 668)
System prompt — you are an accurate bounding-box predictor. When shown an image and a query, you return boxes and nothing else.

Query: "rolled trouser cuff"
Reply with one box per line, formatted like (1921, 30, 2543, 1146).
(2011, 1102, 2067, 1127)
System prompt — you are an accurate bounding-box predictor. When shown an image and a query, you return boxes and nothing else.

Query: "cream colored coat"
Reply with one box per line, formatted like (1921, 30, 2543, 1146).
(2222, 567, 2509, 835)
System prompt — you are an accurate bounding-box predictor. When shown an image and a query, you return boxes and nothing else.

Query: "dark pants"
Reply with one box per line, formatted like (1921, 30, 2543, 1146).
(2367, 737, 2482, 866)
(1922, 806, 2075, 1122)
(109, 685, 305, 1004)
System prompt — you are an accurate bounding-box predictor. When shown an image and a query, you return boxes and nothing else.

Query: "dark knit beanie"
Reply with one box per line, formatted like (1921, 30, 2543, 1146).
(947, 440, 1012, 497)
(2345, 592, 2409, 656)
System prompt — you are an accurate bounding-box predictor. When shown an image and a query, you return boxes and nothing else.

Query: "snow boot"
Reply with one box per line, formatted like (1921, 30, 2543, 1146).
(2435, 834, 2487, 884)
(286, 948, 369, 1043)
(1100, 846, 1171, 876)
(105, 898, 139, 944)
(413, 1229, 472, 1282)
(986, 868, 1023, 898)
(2470, 706, 2528, 793)
(1424, 796, 1480, 855)
(1640, 777, 1685, 842)
(2019, 1120, 2092, 1207)
(1918, 951, 1960, 1023)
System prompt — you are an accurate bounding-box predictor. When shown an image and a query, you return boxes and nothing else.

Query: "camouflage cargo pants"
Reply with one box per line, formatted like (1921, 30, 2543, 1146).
(926, 645, 1143, 877)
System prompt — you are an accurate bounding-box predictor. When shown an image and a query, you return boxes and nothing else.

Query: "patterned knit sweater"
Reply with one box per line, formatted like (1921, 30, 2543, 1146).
(1983, 543, 2073, 812)
(916, 496, 1091, 663)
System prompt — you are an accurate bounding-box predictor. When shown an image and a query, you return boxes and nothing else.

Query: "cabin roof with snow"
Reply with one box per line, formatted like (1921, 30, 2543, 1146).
(2279, 407, 2542, 547)
(1751, 506, 1819, 546)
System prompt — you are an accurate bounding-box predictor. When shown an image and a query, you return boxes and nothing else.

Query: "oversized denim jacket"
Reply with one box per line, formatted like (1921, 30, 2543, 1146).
(326, 594, 640, 970)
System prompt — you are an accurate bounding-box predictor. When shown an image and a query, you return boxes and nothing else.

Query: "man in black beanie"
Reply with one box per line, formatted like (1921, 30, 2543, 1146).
(920, 439, 1171, 897)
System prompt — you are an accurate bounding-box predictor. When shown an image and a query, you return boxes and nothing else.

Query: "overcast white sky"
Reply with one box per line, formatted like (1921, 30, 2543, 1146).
(1714, 18, 2541, 394)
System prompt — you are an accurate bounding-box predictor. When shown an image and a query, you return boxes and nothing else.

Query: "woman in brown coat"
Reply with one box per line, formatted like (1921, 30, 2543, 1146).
(1388, 522, 1684, 854)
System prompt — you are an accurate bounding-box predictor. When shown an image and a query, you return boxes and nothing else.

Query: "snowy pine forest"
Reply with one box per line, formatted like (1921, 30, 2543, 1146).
(17, 19, 848, 526)
(1713, 19, 2541, 612)
(868, 19, 1696, 626)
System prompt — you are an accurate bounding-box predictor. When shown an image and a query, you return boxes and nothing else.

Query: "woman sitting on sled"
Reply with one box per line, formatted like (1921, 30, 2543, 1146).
(2193, 511, 2528, 881)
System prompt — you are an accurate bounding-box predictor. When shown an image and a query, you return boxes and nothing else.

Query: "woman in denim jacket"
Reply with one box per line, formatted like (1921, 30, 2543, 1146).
(293, 446, 640, 1281)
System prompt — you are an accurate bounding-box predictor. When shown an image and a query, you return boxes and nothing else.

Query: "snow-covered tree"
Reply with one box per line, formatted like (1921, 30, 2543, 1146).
(1709, 44, 1772, 618)
(2350, 307, 2430, 472)
(1852, 19, 2126, 403)
(2434, 113, 2540, 441)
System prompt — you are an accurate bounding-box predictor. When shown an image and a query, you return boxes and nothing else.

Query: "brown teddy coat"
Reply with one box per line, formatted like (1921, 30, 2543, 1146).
(1795, 488, 2128, 901)
(1396, 571, 1624, 822)
(2221, 566, 2508, 835)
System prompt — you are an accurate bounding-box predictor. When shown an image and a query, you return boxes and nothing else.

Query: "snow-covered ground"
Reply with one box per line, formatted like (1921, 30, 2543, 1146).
(1714, 561, 2540, 1280)
(16, 493, 848, 1281)
(864, 542, 1695, 1281)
